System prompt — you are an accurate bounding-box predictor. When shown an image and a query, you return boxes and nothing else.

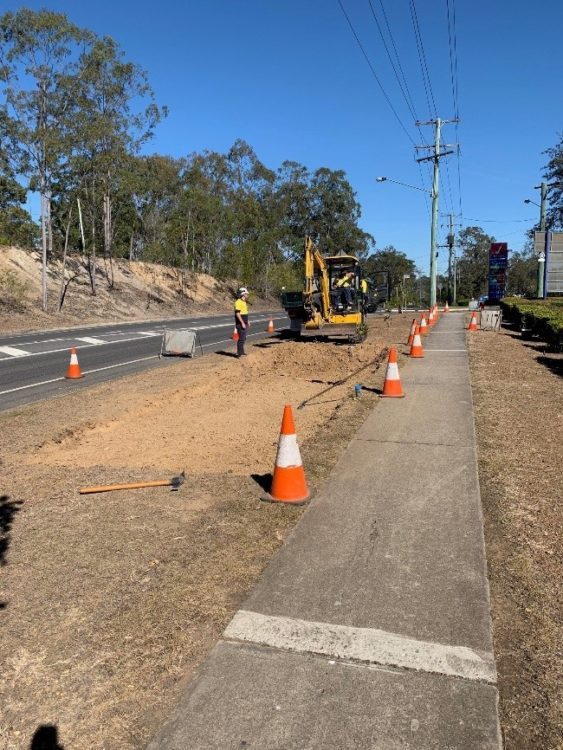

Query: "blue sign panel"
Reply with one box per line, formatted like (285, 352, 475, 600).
(488, 242, 508, 301)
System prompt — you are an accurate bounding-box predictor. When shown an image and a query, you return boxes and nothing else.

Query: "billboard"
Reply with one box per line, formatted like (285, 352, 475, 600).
(533, 231, 563, 296)
(488, 242, 508, 301)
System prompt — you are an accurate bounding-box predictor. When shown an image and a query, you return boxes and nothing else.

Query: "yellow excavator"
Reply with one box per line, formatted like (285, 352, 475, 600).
(281, 236, 366, 342)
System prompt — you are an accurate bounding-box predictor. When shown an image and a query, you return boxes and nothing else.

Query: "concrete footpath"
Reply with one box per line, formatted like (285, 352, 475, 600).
(148, 312, 502, 749)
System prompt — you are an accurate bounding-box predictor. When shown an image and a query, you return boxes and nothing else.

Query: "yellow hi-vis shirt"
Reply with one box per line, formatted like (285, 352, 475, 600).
(335, 277, 351, 288)
(235, 298, 249, 326)
(361, 279, 368, 294)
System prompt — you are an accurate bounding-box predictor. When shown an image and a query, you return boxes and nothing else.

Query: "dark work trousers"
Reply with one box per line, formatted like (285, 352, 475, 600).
(236, 325, 247, 355)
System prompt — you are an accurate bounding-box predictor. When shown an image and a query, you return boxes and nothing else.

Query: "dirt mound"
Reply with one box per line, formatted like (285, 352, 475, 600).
(0, 246, 274, 333)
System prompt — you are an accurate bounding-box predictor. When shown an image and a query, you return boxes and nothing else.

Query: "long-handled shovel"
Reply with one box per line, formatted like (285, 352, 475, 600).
(79, 471, 185, 495)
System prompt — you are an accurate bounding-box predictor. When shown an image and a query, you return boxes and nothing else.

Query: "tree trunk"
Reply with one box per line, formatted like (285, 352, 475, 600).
(40, 191, 48, 312)
(58, 207, 74, 312)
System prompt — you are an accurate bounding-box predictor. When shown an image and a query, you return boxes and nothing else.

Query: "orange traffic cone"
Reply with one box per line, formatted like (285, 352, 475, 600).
(232, 326, 239, 341)
(407, 318, 417, 346)
(468, 311, 478, 331)
(263, 405, 311, 505)
(428, 308, 436, 327)
(381, 347, 405, 398)
(266, 317, 275, 333)
(444, 301, 450, 312)
(409, 325, 424, 358)
(420, 313, 429, 336)
(65, 347, 84, 379)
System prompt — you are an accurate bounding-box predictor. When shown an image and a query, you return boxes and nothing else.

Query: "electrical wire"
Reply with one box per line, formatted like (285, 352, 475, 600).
(408, 0, 437, 118)
(337, 0, 417, 146)
(463, 217, 536, 223)
(446, 0, 464, 222)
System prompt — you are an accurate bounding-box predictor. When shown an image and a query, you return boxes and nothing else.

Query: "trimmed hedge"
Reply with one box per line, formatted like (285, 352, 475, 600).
(500, 297, 563, 347)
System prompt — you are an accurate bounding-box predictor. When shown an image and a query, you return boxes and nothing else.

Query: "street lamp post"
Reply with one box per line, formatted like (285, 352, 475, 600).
(375, 176, 435, 305)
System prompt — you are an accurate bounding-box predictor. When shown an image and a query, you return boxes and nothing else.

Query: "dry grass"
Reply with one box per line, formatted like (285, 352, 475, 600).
(468, 327, 563, 749)
(0, 314, 410, 749)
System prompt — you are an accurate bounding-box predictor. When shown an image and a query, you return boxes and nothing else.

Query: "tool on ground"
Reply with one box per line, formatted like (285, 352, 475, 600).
(65, 347, 84, 379)
(231, 326, 239, 341)
(381, 347, 405, 398)
(262, 405, 310, 505)
(79, 471, 185, 495)
(409, 325, 424, 358)
(266, 317, 275, 333)
(468, 311, 478, 331)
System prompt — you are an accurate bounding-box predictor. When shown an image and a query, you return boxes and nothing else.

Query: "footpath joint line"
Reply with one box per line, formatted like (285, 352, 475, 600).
(225, 610, 497, 684)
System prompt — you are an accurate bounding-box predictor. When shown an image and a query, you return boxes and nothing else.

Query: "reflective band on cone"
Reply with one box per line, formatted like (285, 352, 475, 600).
(381, 347, 405, 398)
(409, 326, 424, 358)
(468, 312, 478, 331)
(232, 327, 239, 341)
(420, 314, 429, 336)
(263, 404, 311, 505)
(407, 318, 417, 346)
(65, 347, 84, 379)
(266, 318, 275, 333)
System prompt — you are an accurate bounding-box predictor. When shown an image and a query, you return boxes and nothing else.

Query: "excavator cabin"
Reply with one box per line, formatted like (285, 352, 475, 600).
(281, 237, 366, 342)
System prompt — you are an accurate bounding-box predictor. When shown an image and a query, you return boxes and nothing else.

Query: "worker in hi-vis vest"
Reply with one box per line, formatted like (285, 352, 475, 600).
(234, 287, 250, 357)
(335, 271, 354, 308)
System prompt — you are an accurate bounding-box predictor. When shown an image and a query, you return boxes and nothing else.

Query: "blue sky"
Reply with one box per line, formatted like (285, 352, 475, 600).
(12, 0, 563, 273)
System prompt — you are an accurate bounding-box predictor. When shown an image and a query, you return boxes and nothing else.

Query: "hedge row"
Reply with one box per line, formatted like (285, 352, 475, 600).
(500, 297, 563, 347)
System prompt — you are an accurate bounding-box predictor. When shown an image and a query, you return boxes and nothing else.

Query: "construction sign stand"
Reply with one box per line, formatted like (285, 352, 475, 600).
(160, 329, 202, 358)
(262, 404, 311, 505)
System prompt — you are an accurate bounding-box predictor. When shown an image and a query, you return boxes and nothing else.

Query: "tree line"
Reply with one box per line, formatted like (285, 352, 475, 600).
(0, 9, 373, 311)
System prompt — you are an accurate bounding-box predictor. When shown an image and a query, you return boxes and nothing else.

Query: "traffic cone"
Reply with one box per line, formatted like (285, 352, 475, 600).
(232, 326, 239, 341)
(428, 308, 436, 327)
(65, 347, 84, 379)
(420, 313, 429, 336)
(468, 311, 478, 331)
(444, 301, 450, 312)
(266, 317, 275, 333)
(381, 347, 405, 398)
(409, 325, 424, 358)
(263, 405, 311, 505)
(407, 318, 417, 346)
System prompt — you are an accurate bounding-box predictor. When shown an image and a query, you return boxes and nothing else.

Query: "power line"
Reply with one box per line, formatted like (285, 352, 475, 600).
(377, 0, 419, 120)
(337, 0, 417, 146)
(446, 0, 464, 222)
(463, 216, 536, 223)
(408, 0, 437, 118)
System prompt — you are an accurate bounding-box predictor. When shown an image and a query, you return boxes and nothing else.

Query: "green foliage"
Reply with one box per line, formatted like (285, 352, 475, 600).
(543, 135, 563, 229)
(363, 246, 415, 293)
(506, 248, 537, 296)
(500, 297, 563, 347)
(456, 226, 495, 300)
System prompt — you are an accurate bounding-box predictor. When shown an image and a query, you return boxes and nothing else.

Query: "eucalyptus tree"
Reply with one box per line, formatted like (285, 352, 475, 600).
(68, 35, 166, 291)
(0, 8, 90, 309)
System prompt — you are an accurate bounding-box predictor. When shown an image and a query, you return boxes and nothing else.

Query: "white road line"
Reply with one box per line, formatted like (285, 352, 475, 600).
(0, 331, 277, 396)
(225, 610, 497, 684)
(76, 336, 107, 345)
(0, 316, 285, 360)
(0, 345, 31, 357)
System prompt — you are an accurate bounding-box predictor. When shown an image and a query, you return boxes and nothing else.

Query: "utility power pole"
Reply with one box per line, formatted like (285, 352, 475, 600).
(415, 118, 458, 307)
(441, 213, 461, 305)
(538, 181, 547, 298)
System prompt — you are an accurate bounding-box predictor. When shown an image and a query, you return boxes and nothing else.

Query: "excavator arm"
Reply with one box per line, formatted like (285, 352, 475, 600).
(304, 236, 331, 320)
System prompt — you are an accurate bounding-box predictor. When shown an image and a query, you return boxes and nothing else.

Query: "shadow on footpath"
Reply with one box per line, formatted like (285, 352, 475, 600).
(251, 473, 273, 493)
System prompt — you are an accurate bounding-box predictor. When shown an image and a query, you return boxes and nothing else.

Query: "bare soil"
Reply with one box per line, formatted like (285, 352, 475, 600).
(0, 245, 273, 335)
(0, 314, 411, 749)
(468, 326, 563, 749)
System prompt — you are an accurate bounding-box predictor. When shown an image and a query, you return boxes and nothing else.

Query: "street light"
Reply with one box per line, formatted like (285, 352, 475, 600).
(524, 198, 540, 208)
(376, 175, 436, 306)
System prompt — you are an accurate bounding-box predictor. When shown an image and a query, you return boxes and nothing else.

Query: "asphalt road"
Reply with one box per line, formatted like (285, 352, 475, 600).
(0, 310, 288, 412)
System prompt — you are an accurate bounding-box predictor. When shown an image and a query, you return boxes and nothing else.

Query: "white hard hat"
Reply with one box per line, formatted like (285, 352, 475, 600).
(238, 287, 249, 296)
